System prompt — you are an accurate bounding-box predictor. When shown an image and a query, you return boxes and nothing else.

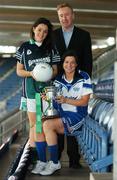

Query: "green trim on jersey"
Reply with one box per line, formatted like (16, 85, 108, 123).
(25, 77, 50, 98)
(29, 39, 35, 44)
(25, 78, 35, 98)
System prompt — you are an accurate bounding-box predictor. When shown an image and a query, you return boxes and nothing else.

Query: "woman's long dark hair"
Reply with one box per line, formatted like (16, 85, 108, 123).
(61, 50, 79, 80)
(30, 17, 53, 51)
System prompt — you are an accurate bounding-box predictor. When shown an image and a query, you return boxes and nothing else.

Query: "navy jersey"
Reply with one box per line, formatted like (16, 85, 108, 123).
(54, 70, 93, 134)
(15, 40, 61, 98)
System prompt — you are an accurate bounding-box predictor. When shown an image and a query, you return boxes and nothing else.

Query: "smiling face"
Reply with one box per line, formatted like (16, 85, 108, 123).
(33, 23, 48, 43)
(63, 56, 77, 75)
(57, 7, 74, 30)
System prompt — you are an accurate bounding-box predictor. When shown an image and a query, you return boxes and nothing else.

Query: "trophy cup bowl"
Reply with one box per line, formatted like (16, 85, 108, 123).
(42, 86, 59, 118)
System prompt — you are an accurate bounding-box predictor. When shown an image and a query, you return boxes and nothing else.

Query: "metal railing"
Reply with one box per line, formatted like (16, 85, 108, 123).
(114, 62, 117, 180)
(0, 110, 28, 145)
(92, 48, 117, 79)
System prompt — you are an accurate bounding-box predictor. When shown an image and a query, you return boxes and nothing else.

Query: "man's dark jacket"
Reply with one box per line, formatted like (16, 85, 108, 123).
(53, 26, 92, 77)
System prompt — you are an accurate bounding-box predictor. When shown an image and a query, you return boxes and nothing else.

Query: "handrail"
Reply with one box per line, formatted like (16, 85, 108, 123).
(0, 110, 27, 145)
(92, 48, 117, 79)
(0, 66, 16, 82)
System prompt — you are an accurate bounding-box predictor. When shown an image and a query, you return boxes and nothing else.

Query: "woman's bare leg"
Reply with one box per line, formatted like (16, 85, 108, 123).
(43, 118, 64, 145)
(27, 111, 36, 147)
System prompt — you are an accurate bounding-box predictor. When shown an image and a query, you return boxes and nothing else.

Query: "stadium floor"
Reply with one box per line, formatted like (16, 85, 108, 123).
(26, 165, 90, 180)
(26, 146, 90, 180)
(1, 132, 91, 180)
(0, 132, 113, 180)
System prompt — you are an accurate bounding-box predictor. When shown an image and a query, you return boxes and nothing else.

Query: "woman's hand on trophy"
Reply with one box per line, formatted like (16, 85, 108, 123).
(41, 93, 50, 103)
(41, 93, 47, 101)
(55, 95, 67, 104)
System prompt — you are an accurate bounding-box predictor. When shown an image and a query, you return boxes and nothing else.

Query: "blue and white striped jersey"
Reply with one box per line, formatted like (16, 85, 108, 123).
(54, 70, 93, 134)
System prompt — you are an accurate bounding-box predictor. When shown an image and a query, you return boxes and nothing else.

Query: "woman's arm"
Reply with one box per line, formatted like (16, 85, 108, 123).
(56, 94, 91, 107)
(16, 62, 32, 77)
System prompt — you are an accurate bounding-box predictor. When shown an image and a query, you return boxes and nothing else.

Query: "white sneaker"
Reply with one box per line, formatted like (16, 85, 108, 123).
(31, 160, 47, 174)
(39, 161, 61, 175)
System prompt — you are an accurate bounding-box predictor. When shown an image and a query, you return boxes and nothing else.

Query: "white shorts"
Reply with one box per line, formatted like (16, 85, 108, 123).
(20, 97, 36, 112)
(27, 99, 36, 112)
(20, 97, 48, 113)
(27, 98, 49, 113)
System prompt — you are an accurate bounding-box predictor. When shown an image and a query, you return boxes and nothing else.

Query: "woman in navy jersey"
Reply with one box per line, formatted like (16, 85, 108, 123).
(15, 17, 60, 169)
(32, 50, 93, 175)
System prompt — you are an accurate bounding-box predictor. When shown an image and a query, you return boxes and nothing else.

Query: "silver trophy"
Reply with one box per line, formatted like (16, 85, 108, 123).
(42, 86, 59, 118)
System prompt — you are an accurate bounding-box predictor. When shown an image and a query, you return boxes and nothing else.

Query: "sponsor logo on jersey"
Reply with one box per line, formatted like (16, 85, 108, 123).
(73, 87, 80, 92)
(28, 57, 51, 67)
(27, 49, 32, 55)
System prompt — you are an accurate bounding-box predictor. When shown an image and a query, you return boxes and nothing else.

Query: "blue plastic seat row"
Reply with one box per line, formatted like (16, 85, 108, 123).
(73, 98, 113, 172)
(0, 58, 16, 76)
(0, 70, 22, 101)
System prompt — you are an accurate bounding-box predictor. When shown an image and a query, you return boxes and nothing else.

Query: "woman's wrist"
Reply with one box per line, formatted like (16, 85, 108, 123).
(28, 71, 31, 76)
(65, 97, 68, 104)
(28, 71, 33, 77)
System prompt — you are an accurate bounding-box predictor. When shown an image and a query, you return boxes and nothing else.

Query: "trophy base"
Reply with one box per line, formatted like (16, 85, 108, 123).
(42, 109, 59, 118)
(42, 114, 59, 119)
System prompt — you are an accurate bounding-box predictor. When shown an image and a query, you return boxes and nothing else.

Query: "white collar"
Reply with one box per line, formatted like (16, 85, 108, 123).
(63, 74, 73, 83)
(35, 41, 42, 47)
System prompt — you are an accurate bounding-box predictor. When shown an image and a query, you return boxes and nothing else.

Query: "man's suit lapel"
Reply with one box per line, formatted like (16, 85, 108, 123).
(68, 26, 78, 48)
(57, 26, 79, 50)
(59, 28, 66, 50)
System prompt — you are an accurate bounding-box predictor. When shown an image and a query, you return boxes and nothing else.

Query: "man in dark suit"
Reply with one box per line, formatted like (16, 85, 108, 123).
(53, 3, 92, 168)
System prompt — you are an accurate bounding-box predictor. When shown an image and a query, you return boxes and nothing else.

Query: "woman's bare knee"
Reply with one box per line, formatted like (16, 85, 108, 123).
(43, 120, 52, 132)
(43, 118, 64, 135)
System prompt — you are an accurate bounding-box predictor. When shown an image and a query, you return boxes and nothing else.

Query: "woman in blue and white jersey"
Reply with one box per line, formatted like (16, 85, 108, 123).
(35, 50, 93, 176)
(15, 17, 60, 167)
(53, 53, 92, 134)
